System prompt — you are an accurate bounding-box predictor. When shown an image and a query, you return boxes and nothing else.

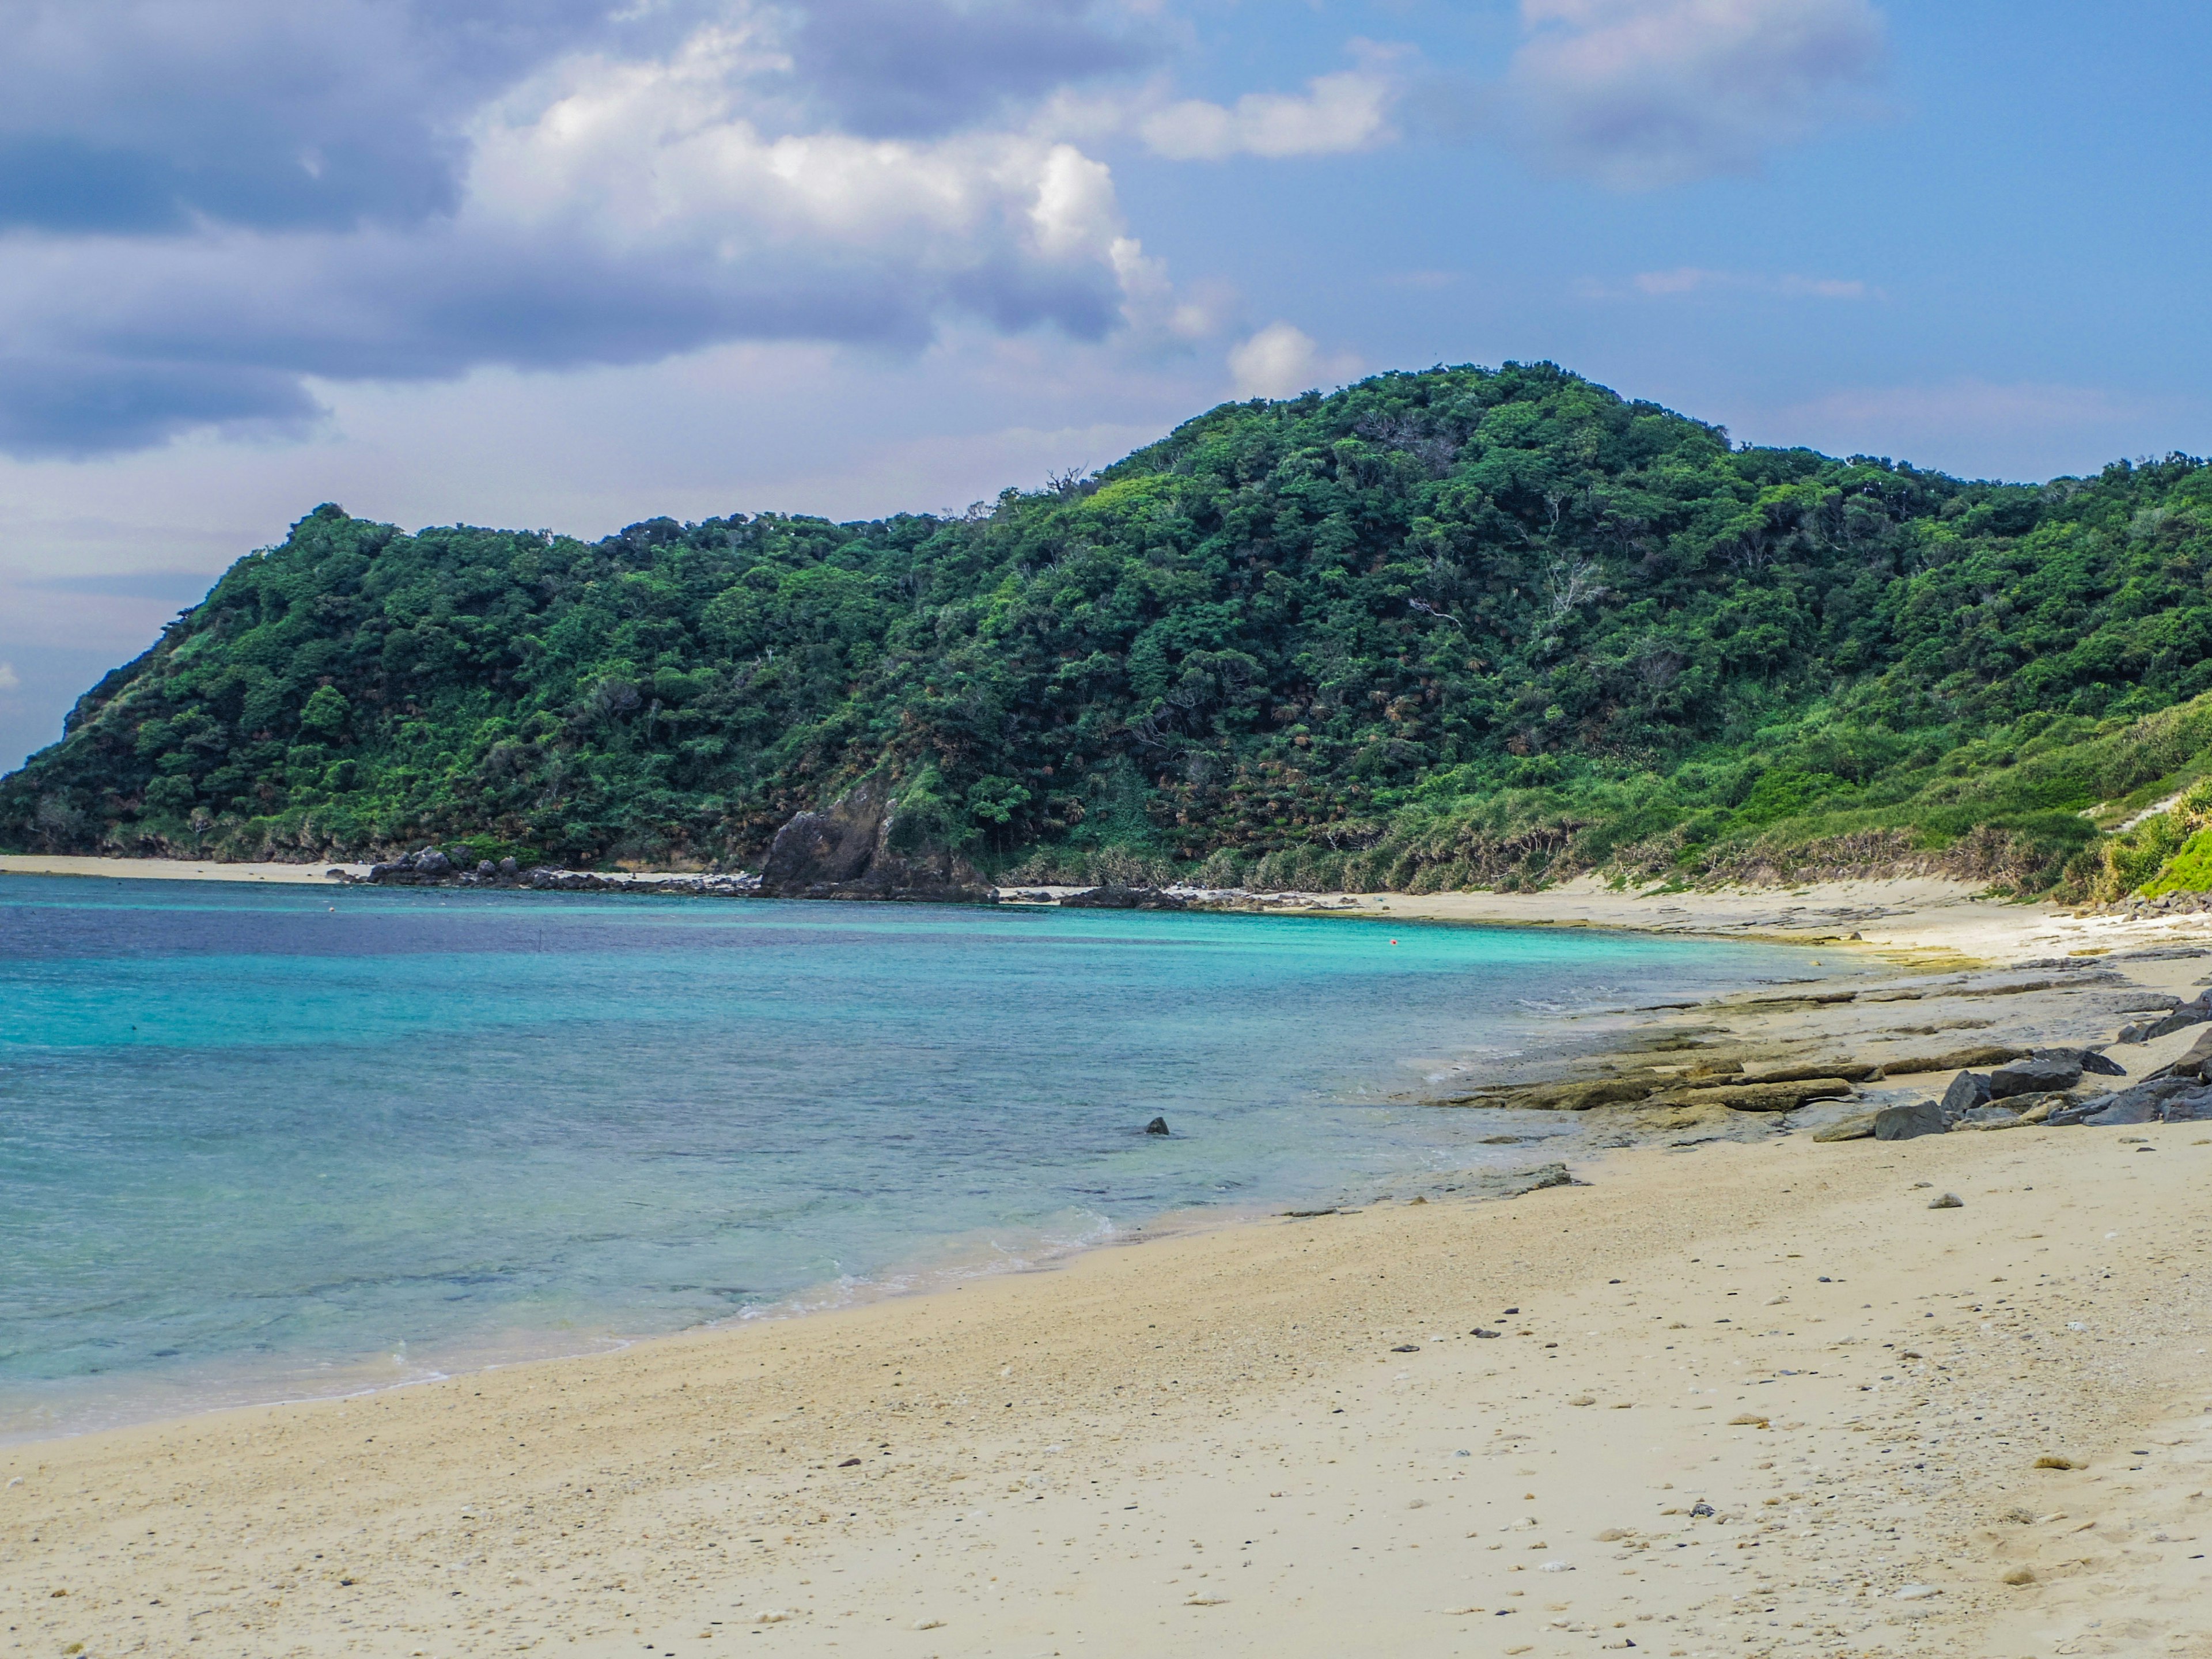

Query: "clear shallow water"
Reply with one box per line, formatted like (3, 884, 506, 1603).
(0, 876, 1822, 1438)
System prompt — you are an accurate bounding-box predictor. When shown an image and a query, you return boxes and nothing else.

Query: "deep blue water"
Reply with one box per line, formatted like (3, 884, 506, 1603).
(0, 876, 1823, 1437)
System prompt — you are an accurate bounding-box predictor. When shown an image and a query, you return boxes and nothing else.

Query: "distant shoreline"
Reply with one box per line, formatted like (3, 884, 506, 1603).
(0, 851, 2157, 961)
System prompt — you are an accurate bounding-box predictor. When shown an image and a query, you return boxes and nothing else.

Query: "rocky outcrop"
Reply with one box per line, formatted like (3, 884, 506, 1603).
(1058, 885, 1190, 910)
(757, 774, 994, 904)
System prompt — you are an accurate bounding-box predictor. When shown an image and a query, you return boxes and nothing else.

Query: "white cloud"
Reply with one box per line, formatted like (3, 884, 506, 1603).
(1508, 0, 1887, 189)
(1581, 266, 1874, 298)
(0, 13, 1228, 457)
(0, 662, 19, 692)
(1138, 66, 1397, 161)
(1226, 322, 1361, 400)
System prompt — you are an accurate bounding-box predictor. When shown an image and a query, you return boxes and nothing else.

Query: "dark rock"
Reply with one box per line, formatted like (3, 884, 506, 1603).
(2154, 1028, 2212, 1081)
(1145, 1116, 1171, 1136)
(1471, 1328, 1502, 1338)
(475, 859, 497, 877)
(2078, 1048, 2128, 1077)
(1059, 885, 1188, 910)
(413, 849, 452, 878)
(1955, 1104, 2024, 1130)
(1875, 1101, 1948, 1141)
(1990, 1054, 2083, 1099)
(498, 856, 519, 876)
(1940, 1071, 1994, 1116)
(2161, 1089, 2212, 1123)
(2143, 1006, 2211, 1040)
(2050, 1077, 2193, 1126)
(1391, 1344, 1421, 1353)
(759, 773, 993, 903)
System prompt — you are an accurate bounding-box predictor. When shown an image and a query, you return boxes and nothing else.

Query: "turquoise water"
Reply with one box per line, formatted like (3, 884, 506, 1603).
(0, 876, 1823, 1438)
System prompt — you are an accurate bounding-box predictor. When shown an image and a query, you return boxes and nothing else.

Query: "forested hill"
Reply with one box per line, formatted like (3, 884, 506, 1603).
(7, 362, 2212, 900)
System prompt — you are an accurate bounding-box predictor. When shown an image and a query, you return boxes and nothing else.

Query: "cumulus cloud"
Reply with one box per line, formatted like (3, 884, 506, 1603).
(1138, 66, 1397, 161)
(0, 3, 1214, 457)
(0, 662, 18, 692)
(1506, 0, 1887, 188)
(1227, 323, 1361, 400)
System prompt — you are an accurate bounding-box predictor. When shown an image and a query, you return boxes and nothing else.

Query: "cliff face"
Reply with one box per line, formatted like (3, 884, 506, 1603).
(759, 775, 991, 902)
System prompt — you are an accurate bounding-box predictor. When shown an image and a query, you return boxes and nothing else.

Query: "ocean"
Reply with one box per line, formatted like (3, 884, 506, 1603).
(0, 875, 1826, 1439)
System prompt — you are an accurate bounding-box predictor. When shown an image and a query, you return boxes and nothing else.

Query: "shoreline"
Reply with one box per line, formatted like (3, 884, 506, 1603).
(13, 1065, 2212, 1657)
(14, 863, 2212, 1653)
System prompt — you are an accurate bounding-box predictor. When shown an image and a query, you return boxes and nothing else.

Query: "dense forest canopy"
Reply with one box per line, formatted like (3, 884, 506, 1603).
(7, 362, 2212, 900)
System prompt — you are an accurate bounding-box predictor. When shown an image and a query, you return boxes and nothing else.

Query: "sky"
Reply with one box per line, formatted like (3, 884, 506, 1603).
(2, 0, 2209, 771)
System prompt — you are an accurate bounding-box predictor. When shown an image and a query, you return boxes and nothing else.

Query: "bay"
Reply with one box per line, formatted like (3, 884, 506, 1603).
(0, 875, 1823, 1438)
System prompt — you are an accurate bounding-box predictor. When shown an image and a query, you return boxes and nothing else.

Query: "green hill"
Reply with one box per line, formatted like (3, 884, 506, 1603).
(6, 362, 2211, 900)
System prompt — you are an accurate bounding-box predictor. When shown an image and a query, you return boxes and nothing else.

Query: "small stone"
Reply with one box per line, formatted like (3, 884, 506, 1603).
(1393, 1344, 1422, 1354)
(1728, 1414, 1770, 1427)
(838, 1456, 862, 1467)
(1929, 1192, 1964, 1209)
(1569, 1395, 1596, 1406)
(2035, 1455, 2078, 1470)
(2001, 1567, 2036, 1585)
(1595, 1528, 1631, 1542)
(1472, 1328, 1502, 1338)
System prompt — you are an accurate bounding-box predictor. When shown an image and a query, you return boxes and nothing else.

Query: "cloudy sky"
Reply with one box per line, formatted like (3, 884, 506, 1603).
(2, 0, 2208, 769)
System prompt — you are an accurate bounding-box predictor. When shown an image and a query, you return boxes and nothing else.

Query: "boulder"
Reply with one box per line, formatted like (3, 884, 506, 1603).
(413, 849, 452, 878)
(2049, 1077, 2192, 1126)
(1941, 1071, 1994, 1116)
(1989, 1054, 2083, 1099)
(2161, 1089, 2212, 1123)
(1875, 1101, 1948, 1141)
(498, 856, 520, 876)
(2077, 1048, 2128, 1077)
(1810, 1112, 1880, 1142)
(757, 773, 993, 903)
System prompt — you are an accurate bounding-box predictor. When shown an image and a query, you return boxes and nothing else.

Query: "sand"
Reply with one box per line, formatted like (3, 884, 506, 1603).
(10, 870, 2212, 1658)
(0, 855, 365, 884)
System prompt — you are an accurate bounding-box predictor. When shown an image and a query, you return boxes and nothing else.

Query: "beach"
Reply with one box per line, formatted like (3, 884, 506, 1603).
(8, 867, 2212, 1657)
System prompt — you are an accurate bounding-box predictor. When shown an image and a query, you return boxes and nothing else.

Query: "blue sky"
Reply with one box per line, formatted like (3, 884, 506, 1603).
(2, 0, 2209, 770)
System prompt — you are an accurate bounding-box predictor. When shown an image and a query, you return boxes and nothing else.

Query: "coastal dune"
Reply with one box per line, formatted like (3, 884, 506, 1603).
(10, 1088, 2212, 1657)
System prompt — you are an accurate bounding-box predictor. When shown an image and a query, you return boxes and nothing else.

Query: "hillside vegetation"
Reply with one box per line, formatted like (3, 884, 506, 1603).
(6, 362, 2212, 900)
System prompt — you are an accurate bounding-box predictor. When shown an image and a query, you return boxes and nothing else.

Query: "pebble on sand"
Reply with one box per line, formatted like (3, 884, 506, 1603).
(2034, 1455, 2080, 1470)
(1929, 1192, 1964, 1209)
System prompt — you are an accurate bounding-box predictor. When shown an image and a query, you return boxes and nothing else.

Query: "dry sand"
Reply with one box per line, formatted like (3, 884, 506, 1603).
(10, 871, 2212, 1658)
(0, 855, 365, 884)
